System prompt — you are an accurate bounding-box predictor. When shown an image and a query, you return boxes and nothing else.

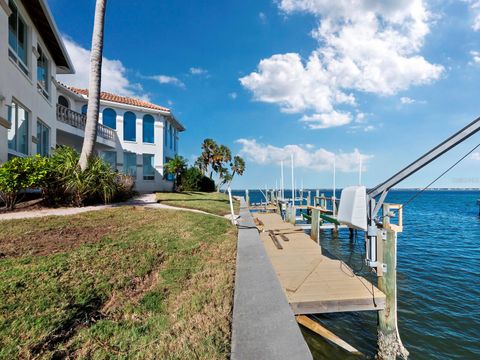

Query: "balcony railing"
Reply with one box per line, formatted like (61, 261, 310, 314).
(56, 104, 115, 140)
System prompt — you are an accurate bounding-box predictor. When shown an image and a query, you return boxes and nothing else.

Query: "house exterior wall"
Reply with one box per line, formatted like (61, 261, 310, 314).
(0, 0, 184, 193)
(0, 0, 58, 162)
(57, 87, 180, 192)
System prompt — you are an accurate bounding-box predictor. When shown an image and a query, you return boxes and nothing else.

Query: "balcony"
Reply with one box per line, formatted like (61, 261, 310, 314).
(56, 104, 115, 140)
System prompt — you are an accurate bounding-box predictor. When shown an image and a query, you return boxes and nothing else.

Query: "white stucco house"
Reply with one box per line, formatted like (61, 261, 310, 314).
(0, 0, 185, 192)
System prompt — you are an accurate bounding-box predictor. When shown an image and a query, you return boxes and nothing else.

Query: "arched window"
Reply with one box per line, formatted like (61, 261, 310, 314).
(58, 95, 69, 108)
(102, 108, 117, 129)
(123, 111, 136, 141)
(81, 104, 88, 115)
(143, 114, 154, 143)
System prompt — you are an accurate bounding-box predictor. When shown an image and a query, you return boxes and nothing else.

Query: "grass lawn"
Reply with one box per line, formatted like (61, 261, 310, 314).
(155, 192, 240, 216)
(0, 207, 237, 359)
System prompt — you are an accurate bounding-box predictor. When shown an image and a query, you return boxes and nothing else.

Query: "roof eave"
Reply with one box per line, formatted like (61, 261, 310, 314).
(29, 0, 75, 74)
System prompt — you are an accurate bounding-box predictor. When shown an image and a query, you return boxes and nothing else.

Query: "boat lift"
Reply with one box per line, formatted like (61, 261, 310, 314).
(336, 115, 480, 359)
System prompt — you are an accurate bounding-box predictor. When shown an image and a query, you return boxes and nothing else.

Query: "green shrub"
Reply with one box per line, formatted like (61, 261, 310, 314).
(0, 156, 48, 210)
(42, 146, 133, 207)
(179, 167, 215, 192)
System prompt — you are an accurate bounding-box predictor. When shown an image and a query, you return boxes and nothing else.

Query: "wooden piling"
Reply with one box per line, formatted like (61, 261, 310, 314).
(310, 207, 320, 248)
(246, 190, 250, 207)
(307, 191, 311, 207)
(377, 205, 408, 360)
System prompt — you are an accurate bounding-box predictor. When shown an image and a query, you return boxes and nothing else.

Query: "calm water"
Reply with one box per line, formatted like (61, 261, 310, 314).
(232, 189, 480, 359)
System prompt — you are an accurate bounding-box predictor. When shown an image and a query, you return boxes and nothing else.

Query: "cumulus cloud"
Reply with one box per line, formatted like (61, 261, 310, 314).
(147, 75, 186, 88)
(58, 38, 147, 98)
(229, 92, 238, 99)
(236, 138, 372, 172)
(468, 1, 480, 31)
(240, 0, 443, 129)
(471, 51, 480, 64)
(301, 111, 352, 129)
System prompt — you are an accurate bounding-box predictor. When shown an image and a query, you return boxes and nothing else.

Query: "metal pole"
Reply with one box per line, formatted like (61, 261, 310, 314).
(281, 160, 284, 201)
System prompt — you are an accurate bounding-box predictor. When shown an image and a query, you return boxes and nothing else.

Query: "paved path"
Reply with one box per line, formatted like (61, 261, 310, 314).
(0, 193, 222, 221)
(231, 199, 312, 360)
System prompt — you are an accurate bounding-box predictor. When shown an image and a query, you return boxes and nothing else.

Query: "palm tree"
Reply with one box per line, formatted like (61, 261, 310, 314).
(220, 155, 246, 191)
(165, 155, 187, 191)
(196, 138, 218, 178)
(79, 0, 108, 171)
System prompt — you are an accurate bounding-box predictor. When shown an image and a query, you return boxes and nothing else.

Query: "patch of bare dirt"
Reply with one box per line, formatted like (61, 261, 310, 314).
(0, 226, 115, 258)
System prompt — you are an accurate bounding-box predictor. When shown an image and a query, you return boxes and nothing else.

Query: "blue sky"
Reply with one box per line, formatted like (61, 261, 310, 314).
(50, 0, 480, 190)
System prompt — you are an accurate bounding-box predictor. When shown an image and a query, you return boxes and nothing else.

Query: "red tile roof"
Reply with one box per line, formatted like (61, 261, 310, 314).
(67, 86, 170, 112)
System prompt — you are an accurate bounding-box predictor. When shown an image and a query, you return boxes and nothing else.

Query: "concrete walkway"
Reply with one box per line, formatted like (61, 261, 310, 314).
(0, 193, 220, 221)
(231, 199, 312, 360)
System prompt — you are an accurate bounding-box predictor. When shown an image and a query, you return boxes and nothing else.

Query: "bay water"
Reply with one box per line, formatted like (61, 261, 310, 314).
(232, 189, 480, 359)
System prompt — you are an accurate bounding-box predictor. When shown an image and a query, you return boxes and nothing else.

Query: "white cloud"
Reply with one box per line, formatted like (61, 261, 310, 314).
(147, 75, 186, 88)
(472, 152, 480, 160)
(400, 96, 416, 104)
(240, 0, 443, 129)
(190, 67, 209, 76)
(229, 92, 238, 99)
(468, 1, 480, 31)
(259, 12, 267, 23)
(58, 38, 147, 98)
(301, 111, 352, 129)
(236, 138, 372, 172)
(470, 51, 480, 64)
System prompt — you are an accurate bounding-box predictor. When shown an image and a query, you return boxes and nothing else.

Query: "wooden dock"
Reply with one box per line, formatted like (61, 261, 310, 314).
(254, 212, 385, 314)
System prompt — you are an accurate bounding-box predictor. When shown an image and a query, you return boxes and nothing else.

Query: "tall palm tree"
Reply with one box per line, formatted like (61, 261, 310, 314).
(79, 0, 108, 171)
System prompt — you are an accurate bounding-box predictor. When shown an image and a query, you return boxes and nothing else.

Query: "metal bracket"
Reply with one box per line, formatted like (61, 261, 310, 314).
(381, 263, 388, 273)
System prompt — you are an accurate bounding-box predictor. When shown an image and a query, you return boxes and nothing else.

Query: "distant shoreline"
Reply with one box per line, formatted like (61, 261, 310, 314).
(232, 188, 480, 192)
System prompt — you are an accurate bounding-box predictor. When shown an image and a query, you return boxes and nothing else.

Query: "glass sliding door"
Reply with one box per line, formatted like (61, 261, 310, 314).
(142, 154, 155, 180)
(36, 120, 50, 157)
(8, 101, 29, 156)
(123, 152, 137, 178)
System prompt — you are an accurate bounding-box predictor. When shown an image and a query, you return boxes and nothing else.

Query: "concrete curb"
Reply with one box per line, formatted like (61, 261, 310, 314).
(231, 199, 312, 360)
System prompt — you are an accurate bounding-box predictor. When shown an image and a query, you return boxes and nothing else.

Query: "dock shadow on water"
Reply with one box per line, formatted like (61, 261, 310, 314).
(302, 227, 378, 359)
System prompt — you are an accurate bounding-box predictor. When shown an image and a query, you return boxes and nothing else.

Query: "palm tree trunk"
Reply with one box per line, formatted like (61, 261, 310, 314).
(79, 0, 107, 171)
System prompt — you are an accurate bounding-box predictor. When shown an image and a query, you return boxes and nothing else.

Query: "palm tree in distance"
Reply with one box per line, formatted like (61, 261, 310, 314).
(79, 0, 107, 170)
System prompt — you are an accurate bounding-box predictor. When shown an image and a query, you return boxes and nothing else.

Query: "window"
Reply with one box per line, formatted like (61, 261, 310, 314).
(164, 157, 174, 181)
(169, 123, 173, 149)
(100, 151, 117, 170)
(7, 101, 29, 155)
(8, 0, 28, 74)
(123, 152, 137, 178)
(81, 104, 88, 115)
(174, 130, 178, 152)
(143, 154, 155, 180)
(58, 95, 69, 108)
(37, 46, 49, 98)
(36, 120, 49, 157)
(102, 108, 116, 129)
(123, 111, 136, 141)
(143, 114, 154, 143)
(164, 120, 168, 147)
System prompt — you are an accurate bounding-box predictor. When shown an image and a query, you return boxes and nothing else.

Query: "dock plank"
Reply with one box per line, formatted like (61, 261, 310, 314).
(255, 213, 385, 314)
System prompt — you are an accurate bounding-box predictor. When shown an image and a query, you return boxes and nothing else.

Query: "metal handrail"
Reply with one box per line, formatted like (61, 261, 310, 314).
(56, 104, 115, 140)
